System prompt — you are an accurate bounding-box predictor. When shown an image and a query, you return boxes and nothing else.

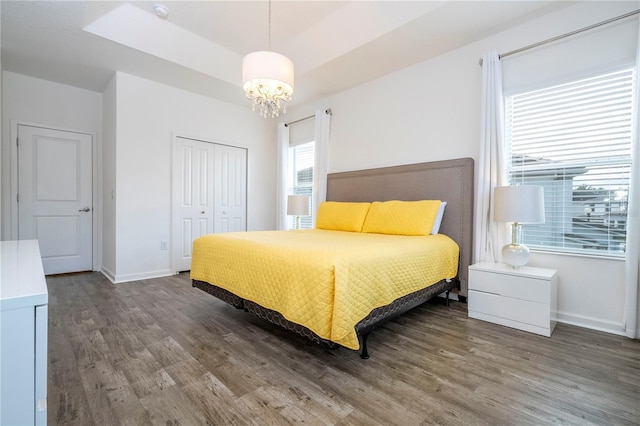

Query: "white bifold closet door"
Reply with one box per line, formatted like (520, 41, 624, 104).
(173, 137, 247, 272)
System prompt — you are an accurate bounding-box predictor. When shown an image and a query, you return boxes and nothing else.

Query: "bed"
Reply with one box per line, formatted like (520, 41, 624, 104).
(191, 157, 474, 358)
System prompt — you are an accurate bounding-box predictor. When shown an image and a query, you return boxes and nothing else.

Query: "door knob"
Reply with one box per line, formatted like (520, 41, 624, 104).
(78, 207, 91, 212)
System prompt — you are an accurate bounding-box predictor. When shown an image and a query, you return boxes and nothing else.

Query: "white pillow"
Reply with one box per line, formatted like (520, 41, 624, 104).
(431, 201, 447, 234)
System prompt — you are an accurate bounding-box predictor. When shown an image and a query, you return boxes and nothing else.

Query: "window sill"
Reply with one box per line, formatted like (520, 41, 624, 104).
(530, 248, 625, 262)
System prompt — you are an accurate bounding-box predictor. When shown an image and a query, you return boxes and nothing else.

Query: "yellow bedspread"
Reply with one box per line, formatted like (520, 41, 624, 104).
(190, 229, 459, 350)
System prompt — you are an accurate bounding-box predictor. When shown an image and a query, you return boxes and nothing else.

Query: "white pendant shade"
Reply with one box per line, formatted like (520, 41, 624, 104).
(242, 51, 294, 118)
(242, 51, 294, 89)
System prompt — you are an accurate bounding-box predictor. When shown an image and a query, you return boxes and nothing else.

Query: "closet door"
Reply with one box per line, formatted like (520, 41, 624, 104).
(174, 137, 214, 272)
(173, 137, 247, 272)
(214, 144, 247, 233)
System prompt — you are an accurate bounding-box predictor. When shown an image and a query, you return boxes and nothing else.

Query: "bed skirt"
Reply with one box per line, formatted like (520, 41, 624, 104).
(192, 277, 458, 358)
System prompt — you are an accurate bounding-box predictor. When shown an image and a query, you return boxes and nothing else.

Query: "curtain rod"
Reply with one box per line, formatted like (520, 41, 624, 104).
(284, 109, 332, 127)
(479, 9, 639, 65)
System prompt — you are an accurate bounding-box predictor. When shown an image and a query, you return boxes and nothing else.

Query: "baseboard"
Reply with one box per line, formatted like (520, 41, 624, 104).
(100, 268, 175, 284)
(100, 267, 116, 283)
(556, 311, 626, 337)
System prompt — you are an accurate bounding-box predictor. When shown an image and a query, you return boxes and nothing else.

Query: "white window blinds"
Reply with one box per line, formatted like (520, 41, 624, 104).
(289, 118, 315, 147)
(505, 68, 634, 256)
(288, 141, 315, 230)
(286, 116, 316, 230)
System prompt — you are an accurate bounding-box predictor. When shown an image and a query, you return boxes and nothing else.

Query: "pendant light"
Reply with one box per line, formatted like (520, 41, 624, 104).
(242, 0, 294, 118)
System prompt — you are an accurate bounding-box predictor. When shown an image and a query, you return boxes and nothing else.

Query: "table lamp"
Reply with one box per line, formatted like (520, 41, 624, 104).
(287, 195, 310, 229)
(493, 185, 545, 268)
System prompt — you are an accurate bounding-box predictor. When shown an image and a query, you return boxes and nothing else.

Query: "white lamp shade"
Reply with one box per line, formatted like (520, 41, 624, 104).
(287, 195, 310, 216)
(242, 51, 294, 94)
(494, 185, 545, 223)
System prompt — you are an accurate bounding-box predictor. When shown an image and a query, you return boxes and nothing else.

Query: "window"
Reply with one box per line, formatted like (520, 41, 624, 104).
(505, 68, 634, 256)
(288, 141, 315, 230)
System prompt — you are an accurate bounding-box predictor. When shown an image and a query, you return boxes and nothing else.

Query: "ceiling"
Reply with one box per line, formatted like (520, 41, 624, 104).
(1, 1, 574, 108)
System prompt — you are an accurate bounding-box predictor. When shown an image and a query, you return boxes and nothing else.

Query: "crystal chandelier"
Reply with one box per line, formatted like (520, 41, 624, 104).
(242, 0, 294, 118)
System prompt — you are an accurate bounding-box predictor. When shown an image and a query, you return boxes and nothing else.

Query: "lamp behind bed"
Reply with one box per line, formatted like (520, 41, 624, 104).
(287, 195, 310, 229)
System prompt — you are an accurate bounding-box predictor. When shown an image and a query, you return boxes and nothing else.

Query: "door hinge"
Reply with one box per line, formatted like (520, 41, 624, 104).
(16, 137, 19, 146)
(17, 193, 19, 202)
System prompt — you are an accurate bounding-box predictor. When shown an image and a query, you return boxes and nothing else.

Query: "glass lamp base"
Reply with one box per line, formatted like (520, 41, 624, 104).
(502, 243, 530, 268)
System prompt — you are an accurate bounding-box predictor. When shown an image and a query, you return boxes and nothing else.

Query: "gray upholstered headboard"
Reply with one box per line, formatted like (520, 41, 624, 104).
(326, 157, 474, 296)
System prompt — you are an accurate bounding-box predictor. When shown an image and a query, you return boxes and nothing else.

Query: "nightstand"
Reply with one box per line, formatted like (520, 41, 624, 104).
(468, 262, 558, 337)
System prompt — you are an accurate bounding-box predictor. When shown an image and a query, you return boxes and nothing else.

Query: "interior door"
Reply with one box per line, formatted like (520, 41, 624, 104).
(173, 137, 247, 272)
(174, 137, 215, 272)
(18, 125, 93, 274)
(214, 144, 247, 233)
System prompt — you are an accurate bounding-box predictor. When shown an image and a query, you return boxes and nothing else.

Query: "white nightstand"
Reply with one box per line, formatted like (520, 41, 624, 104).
(468, 262, 558, 337)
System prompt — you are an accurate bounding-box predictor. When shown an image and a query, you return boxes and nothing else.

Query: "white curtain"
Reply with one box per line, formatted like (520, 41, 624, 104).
(473, 51, 509, 264)
(624, 18, 640, 339)
(277, 109, 331, 229)
(312, 109, 331, 225)
(276, 122, 289, 230)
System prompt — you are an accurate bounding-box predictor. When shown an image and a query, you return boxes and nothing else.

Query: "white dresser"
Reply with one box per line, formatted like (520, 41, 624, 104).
(468, 262, 558, 337)
(1, 240, 48, 425)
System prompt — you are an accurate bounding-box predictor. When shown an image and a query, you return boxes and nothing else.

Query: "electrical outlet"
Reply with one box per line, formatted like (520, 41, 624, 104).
(160, 240, 168, 250)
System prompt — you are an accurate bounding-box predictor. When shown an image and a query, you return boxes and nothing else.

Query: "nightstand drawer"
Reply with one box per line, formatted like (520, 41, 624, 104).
(468, 290, 549, 328)
(469, 268, 550, 303)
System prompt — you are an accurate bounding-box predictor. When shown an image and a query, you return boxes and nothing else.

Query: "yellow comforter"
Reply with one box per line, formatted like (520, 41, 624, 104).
(191, 229, 459, 350)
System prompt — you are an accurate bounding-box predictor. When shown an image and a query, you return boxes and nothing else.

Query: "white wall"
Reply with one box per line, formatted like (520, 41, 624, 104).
(102, 75, 117, 277)
(1, 71, 277, 284)
(288, 1, 638, 335)
(107, 72, 275, 283)
(1, 71, 103, 242)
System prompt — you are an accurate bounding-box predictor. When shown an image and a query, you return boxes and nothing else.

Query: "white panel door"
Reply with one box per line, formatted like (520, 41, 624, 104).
(173, 138, 247, 272)
(18, 125, 93, 274)
(214, 144, 247, 233)
(174, 137, 215, 272)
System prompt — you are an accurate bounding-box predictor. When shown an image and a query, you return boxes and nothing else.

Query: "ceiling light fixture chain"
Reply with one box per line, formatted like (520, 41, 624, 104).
(268, 0, 271, 50)
(241, 0, 294, 118)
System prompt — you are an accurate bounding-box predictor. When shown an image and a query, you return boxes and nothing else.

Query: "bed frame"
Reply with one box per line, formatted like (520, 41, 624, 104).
(193, 157, 474, 358)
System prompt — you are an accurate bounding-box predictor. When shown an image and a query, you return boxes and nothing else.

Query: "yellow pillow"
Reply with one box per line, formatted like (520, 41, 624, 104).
(316, 202, 371, 232)
(362, 200, 442, 236)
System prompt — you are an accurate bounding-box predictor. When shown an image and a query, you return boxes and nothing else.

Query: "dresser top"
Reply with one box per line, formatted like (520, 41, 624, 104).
(0, 240, 48, 310)
(470, 261, 557, 279)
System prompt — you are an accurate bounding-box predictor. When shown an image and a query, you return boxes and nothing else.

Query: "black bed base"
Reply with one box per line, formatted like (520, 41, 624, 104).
(192, 278, 458, 359)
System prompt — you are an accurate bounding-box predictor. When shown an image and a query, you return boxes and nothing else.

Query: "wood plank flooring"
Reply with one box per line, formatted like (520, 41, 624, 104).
(47, 272, 640, 425)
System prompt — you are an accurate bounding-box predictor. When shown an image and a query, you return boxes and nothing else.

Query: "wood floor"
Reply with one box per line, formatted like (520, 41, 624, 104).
(47, 272, 639, 425)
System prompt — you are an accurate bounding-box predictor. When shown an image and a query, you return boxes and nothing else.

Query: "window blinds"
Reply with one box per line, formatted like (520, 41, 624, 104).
(289, 117, 315, 147)
(288, 141, 315, 229)
(286, 116, 316, 229)
(505, 68, 634, 256)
